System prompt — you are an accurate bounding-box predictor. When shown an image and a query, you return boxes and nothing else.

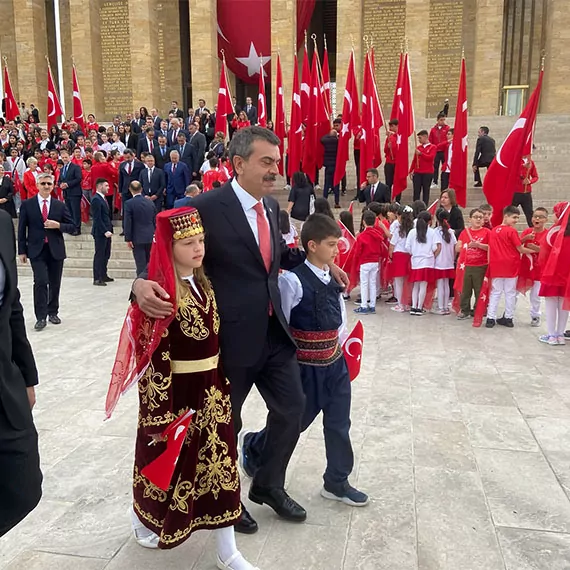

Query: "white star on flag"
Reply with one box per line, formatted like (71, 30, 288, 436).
(460, 263, 465, 270)
(341, 122, 350, 136)
(481, 294, 486, 301)
(463, 243, 468, 249)
(236, 42, 271, 78)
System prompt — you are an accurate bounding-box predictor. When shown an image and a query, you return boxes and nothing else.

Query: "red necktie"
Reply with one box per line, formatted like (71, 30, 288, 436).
(253, 202, 272, 314)
(128, 162, 132, 175)
(42, 199, 48, 242)
(149, 139, 153, 152)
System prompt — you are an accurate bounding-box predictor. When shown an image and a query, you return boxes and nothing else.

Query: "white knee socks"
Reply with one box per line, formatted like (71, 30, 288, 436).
(545, 297, 570, 337)
(437, 279, 450, 311)
(412, 281, 427, 309)
(215, 527, 256, 570)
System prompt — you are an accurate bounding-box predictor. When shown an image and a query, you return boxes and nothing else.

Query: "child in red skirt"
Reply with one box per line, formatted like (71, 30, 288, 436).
(388, 205, 414, 312)
(433, 209, 457, 314)
(405, 211, 441, 315)
(538, 201, 570, 346)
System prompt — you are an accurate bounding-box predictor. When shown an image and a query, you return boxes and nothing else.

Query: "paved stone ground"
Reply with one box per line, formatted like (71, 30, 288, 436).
(1, 276, 570, 570)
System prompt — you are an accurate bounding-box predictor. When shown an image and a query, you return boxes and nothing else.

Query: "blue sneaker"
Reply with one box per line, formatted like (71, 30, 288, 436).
(368, 307, 376, 314)
(321, 482, 369, 507)
(353, 307, 370, 315)
(238, 430, 255, 478)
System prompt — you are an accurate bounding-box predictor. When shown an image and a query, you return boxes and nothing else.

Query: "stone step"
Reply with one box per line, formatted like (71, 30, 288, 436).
(62, 247, 135, 260)
(17, 265, 136, 280)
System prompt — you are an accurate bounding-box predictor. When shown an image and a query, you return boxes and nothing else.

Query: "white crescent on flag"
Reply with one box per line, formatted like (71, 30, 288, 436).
(48, 92, 55, 117)
(344, 337, 363, 359)
(338, 236, 351, 254)
(496, 118, 526, 168)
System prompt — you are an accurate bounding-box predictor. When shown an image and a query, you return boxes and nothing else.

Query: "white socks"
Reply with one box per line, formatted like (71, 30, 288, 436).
(394, 277, 404, 306)
(412, 281, 427, 309)
(215, 526, 256, 570)
(545, 297, 570, 337)
(437, 279, 450, 310)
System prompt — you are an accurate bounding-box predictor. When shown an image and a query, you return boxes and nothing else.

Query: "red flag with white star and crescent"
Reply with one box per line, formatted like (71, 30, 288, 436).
(275, 54, 286, 175)
(301, 45, 311, 123)
(322, 45, 332, 117)
(449, 57, 468, 207)
(215, 57, 233, 137)
(2, 63, 19, 122)
(287, 55, 303, 178)
(72, 64, 85, 131)
(47, 65, 64, 129)
(258, 61, 267, 127)
(342, 321, 364, 382)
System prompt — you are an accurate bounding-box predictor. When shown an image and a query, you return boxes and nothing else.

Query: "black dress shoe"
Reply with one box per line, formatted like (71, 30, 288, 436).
(34, 319, 47, 331)
(93, 280, 107, 286)
(103, 276, 115, 282)
(497, 316, 514, 328)
(48, 315, 61, 325)
(249, 486, 307, 522)
(234, 504, 258, 535)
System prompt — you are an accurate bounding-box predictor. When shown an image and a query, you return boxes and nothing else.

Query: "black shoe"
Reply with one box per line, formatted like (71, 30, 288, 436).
(474, 182, 482, 187)
(497, 316, 514, 328)
(485, 318, 496, 328)
(48, 315, 61, 325)
(103, 276, 115, 282)
(119, 232, 125, 236)
(385, 296, 398, 305)
(248, 486, 307, 522)
(234, 504, 258, 535)
(565, 330, 570, 339)
(93, 280, 107, 286)
(34, 319, 47, 331)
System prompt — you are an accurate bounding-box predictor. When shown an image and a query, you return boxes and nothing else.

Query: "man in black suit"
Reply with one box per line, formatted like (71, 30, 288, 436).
(243, 97, 258, 125)
(175, 132, 194, 175)
(188, 122, 206, 179)
(360, 168, 390, 205)
(58, 149, 83, 235)
(133, 127, 349, 534)
(321, 126, 341, 207)
(118, 150, 145, 230)
(152, 135, 170, 170)
(167, 118, 186, 147)
(139, 153, 166, 211)
(0, 209, 42, 537)
(18, 173, 74, 330)
(155, 119, 169, 141)
(473, 126, 496, 187)
(124, 181, 156, 274)
(91, 178, 114, 286)
(137, 127, 157, 158)
(170, 100, 184, 119)
(150, 108, 162, 130)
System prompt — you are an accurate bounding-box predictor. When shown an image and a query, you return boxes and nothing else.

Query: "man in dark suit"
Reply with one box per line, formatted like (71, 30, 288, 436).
(175, 132, 194, 174)
(155, 119, 169, 141)
(188, 122, 206, 179)
(150, 108, 162, 130)
(18, 173, 74, 330)
(244, 97, 258, 125)
(321, 127, 340, 207)
(174, 183, 200, 208)
(118, 149, 145, 230)
(90, 178, 114, 286)
(360, 168, 390, 205)
(0, 209, 42, 537)
(167, 118, 186, 147)
(170, 101, 184, 119)
(58, 149, 83, 235)
(139, 154, 166, 211)
(472, 126, 496, 187)
(152, 135, 170, 170)
(137, 127, 157, 158)
(133, 126, 349, 534)
(124, 181, 156, 274)
(164, 150, 191, 209)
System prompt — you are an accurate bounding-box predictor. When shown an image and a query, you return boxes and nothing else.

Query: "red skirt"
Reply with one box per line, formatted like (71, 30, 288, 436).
(409, 267, 435, 283)
(539, 283, 565, 297)
(434, 268, 456, 280)
(389, 252, 411, 278)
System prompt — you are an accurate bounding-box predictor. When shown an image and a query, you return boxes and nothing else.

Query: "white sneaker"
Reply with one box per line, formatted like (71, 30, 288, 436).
(217, 551, 260, 570)
(430, 182, 439, 189)
(556, 336, 566, 346)
(130, 507, 159, 549)
(531, 316, 541, 327)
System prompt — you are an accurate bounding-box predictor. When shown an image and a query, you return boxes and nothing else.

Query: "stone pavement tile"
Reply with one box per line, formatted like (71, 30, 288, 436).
(363, 384, 411, 423)
(411, 386, 462, 421)
(97, 407, 138, 439)
(542, 451, 570, 497)
(413, 418, 477, 471)
(454, 378, 516, 407)
(526, 416, 570, 451)
(0, 500, 73, 567)
(497, 526, 570, 570)
(4, 551, 107, 570)
(508, 382, 570, 418)
(415, 466, 504, 570)
(474, 448, 570, 532)
(359, 415, 413, 465)
(461, 404, 538, 452)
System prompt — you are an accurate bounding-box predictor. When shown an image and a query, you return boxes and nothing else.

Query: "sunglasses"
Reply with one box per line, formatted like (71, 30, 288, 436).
(38, 182, 53, 186)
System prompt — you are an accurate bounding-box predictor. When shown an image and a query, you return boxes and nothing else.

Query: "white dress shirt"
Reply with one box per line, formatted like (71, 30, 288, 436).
(37, 193, 51, 212)
(230, 177, 270, 247)
(278, 260, 348, 344)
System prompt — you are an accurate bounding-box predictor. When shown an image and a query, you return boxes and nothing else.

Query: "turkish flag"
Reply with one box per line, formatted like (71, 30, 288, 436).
(335, 219, 356, 270)
(472, 269, 491, 327)
(342, 321, 364, 382)
(217, 0, 270, 84)
(215, 58, 233, 137)
(3, 63, 19, 121)
(321, 46, 332, 116)
(141, 409, 195, 491)
(258, 62, 267, 127)
(370, 48, 384, 168)
(359, 52, 373, 186)
(301, 46, 311, 123)
(390, 52, 404, 121)
(449, 57, 468, 207)
(334, 51, 360, 186)
(348, 200, 354, 215)
(452, 238, 469, 314)
(427, 198, 439, 217)
(484, 69, 543, 227)
(287, 55, 303, 179)
(72, 64, 85, 132)
(47, 65, 64, 129)
(275, 54, 286, 175)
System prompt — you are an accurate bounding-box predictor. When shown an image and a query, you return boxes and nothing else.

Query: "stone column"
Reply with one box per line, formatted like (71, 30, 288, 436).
(156, 0, 182, 115)
(189, 0, 218, 108)
(406, 0, 431, 119)
(0, 2, 19, 98)
(12, 0, 48, 119)
(337, 0, 363, 104)
(471, 0, 504, 115)
(270, 0, 296, 121)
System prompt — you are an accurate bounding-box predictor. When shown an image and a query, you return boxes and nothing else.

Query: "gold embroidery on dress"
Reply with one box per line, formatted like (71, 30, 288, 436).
(133, 465, 168, 502)
(169, 476, 194, 514)
(177, 292, 210, 341)
(162, 351, 170, 361)
(211, 290, 220, 335)
(138, 361, 172, 411)
(138, 407, 190, 429)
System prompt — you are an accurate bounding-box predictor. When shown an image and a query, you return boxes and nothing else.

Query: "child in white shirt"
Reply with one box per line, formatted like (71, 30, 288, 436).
(433, 209, 457, 314)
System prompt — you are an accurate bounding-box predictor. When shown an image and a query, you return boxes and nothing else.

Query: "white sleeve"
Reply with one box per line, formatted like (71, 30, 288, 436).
(338, 294, 349, 346)
(405, 230, 414, 254)
(278, 271, 303, 324)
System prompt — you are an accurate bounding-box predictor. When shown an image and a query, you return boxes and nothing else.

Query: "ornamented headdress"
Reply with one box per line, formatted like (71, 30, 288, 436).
(169, 209, 204, 240)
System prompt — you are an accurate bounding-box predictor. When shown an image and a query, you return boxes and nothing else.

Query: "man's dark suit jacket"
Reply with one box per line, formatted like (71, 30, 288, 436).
(139, 167, 166, 208)
(362, 181, 390, 205)
(17, 198, 74, 260)
(188, 132, 206, 172)
(165, 161, 191, 200)
(473, 134, 497, 166)
(122, 133, 139, 151)
(153, 116, 162, 129)
(58, 162, 82, 198)
(137, 136, 156, 158)
(167, 128, 187, 147)
(244, 105, 258, 125)
(174, 142, 194, 174)
(152, 145, 171, 169)
(90, 192, 113, 237)
(124, 194, 156, 245)
(118, 160, 145, 196)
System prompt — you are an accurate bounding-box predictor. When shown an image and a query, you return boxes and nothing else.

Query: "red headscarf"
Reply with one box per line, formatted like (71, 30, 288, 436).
(105, 207, 203, 418)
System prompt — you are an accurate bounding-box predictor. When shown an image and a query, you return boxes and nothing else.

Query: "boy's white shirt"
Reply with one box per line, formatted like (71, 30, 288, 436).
(278, 259, 348, 346)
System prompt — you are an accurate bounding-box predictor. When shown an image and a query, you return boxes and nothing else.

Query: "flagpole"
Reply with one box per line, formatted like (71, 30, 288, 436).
(53, 0, 65, 116)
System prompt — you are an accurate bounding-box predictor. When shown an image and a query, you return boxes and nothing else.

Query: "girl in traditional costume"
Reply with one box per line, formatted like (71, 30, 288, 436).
(106, 208, 259, 570)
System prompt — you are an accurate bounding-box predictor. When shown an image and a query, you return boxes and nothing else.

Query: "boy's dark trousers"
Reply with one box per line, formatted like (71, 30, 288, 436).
(441, 171, 450, 191)
(244, 356, 354, 490)
(413, 172, 432, 204)
(511, 191, 534, 227)
(432, 150, 445, 185)
(460, 264, 488, 315)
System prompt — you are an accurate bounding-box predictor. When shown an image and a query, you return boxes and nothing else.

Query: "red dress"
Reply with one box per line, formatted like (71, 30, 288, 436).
(133, 282, 241, 549)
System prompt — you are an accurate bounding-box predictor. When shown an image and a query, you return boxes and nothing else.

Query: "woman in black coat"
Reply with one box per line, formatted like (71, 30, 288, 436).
(0, 167, 17, 218)
(287, 171, 316, 224)
(439, 189, 465, 238)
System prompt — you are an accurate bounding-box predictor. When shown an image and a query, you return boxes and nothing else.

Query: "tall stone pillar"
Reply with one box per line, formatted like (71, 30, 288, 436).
(471, 0, 504, 115)
(271, 0, 296, 122)
(189, 0, 218, 109)
(405, 0, 430, 119)
(337, 0, 363, 107)
(0, 2, 18, 101)
(156, 1, 182, 115)
(12, 0, 48, 119)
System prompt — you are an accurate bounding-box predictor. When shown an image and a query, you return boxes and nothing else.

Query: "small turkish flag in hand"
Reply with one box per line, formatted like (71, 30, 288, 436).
(342, 321, 364, 382)
(141, 409, 195, 491)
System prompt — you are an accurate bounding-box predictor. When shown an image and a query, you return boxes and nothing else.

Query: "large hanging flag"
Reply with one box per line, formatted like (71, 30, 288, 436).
(369, 48, 385, 169)
(301, 43, 311, 123)
(287, 55, 303, 179)
(390, 52, 404, 120)
(47, 63, 64, 129)
(392, 53, 415, 200)
(275, 54, 286, 175)
(449, 57, 468, 207)
(215, 56, 233, 136)
(321, 41, 332, 117)
(334, 50, 359, 186)
(3, 62, 19, 121)
(72, 64, 85, 131)
(258, 59, 267, 127)
(483, 68, 543, 227)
